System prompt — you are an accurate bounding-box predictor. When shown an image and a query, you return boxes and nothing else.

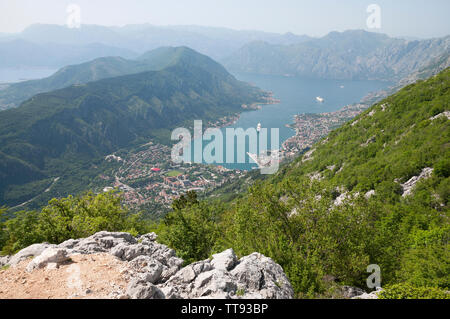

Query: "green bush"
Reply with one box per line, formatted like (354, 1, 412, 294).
(158, 192, 224, 264)
(435, 158, 450, 178)
(1, 191, 153, 255)
(378, 283, 450, 299)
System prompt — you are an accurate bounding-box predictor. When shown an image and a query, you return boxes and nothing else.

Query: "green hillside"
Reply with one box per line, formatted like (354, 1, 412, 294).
(0, 49, 267, 208)
(0, 46, 236, 111)
(158, 68, 450, 297)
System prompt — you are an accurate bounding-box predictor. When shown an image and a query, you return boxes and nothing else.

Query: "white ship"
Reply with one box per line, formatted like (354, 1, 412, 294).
(316, 96, 324, 103)
(257, 122, 261, 133)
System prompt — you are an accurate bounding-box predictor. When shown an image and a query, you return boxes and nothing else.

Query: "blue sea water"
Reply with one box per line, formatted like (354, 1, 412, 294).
(186, 73, 391, 171)
(0, 68, 391, 171)
(0, 67, 57, 83)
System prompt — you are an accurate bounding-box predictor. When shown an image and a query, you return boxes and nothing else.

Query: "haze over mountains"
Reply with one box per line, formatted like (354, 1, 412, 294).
(0, 47, 267, 207)
(0, 47, 222, 110)
(0, 39, 137, 68)
(0, 23, 313, 66)
(0, 24, 448, 215)
(0, 9, 448, 300)
(1, 25, 449, 111)
(223, 30, 450, 81)
(2, 23, 447, 77)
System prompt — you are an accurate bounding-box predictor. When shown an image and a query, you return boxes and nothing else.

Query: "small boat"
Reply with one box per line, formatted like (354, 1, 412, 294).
(316, 96, 324, 103)
(257, 123, 262, 133)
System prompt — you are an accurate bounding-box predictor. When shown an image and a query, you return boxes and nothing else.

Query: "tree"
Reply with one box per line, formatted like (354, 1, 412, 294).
(160, 194, 223, 264)
(0, 191, 153, 254)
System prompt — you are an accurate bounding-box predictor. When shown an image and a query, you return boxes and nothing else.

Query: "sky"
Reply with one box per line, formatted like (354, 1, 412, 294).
(0, 0, 449, 38)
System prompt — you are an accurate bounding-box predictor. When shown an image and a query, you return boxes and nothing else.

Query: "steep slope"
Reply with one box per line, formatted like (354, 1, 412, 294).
(277, 69, 449, 198)
(223, 30, 450, 81)
(397, 52, 450, 87)
(0, 57, 149, 110)
(164, 68, 449, 297)
(0, 49, 267, 207)
(0, 46, 241, 110)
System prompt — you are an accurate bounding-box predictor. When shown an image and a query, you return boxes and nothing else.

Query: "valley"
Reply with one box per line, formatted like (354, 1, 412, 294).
(0, 7, 448, 300)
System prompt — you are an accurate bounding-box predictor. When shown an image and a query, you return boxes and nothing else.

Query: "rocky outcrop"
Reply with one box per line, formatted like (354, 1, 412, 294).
(8, 243, 55, 266)
(160, 250, 294, 299)
(0, 255, 10, 268)
(430, 111, 450, 121)
(26, 248, 70, 272)
(401, 167, 434, 197)
(2, 231, 294, 299)
(352, 288, 383, 299)
(339, 286, 366, 299)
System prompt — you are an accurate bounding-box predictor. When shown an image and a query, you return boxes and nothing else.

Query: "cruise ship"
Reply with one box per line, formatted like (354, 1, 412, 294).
(316, 96, 324, 102)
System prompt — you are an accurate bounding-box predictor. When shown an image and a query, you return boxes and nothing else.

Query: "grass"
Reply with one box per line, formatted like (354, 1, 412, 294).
(167, 170, 183, 177)
(236, 288, 245, 296)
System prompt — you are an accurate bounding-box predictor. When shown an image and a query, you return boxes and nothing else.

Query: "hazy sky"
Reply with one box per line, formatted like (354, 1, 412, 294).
(0, 0, 449, 38)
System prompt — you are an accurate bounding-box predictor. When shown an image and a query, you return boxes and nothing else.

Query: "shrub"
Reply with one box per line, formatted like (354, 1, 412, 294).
(1, 191, 153, 255)
(378, 283, 450, 299)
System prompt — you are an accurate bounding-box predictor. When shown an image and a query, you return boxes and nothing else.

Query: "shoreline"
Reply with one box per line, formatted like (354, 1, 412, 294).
(207, 91, 280, 130)
(279, 86, 391, 159)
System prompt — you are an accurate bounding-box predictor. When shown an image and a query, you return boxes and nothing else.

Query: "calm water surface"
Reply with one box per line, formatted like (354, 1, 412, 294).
(190, 73, 391, 171)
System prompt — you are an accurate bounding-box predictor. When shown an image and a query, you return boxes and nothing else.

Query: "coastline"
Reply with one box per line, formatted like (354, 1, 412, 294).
(207, 91, 280, 130)
(279, 83, 395, 160)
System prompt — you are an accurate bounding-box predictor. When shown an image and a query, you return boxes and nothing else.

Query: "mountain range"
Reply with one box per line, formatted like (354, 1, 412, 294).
(0, 23, 313, 66)
(0, 47, 267, 207)
(0, 47, 208, 110)
(2, 29, 449, 111)
(0, 39, 137, 68)
(0, 21, 448, 299)
(222, 30, 450, 81)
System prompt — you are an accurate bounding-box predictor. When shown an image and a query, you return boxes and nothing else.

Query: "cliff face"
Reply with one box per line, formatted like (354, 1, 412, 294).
(0, 231, 294, 299)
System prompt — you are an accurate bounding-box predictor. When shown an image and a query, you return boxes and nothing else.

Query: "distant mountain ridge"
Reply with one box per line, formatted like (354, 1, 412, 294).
(0, 46, 231, 110)
(0, 47, 267, 207)
(0, 23, 313, 63)
(222, 30, 450, 81)
(0, 39, 137, 68)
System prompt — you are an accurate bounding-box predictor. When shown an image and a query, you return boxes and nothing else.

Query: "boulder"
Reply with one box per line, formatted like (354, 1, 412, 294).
(158, 251, 294, 299)
(0, 255, 10, 267)
(137, 233, 158, 245)
(58, 239, 80, 250)
(67, 232, 137, 255)
(111, 243, 152, 261)
(9, 243, 55, 266)
(211, 249, 237, 271)
(128, 256, 163, 284)
(26, 248, 70, 272)
(192, 269, 237, 298)
(127, 278, 165, 299)
(230, 253, 294, 299)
